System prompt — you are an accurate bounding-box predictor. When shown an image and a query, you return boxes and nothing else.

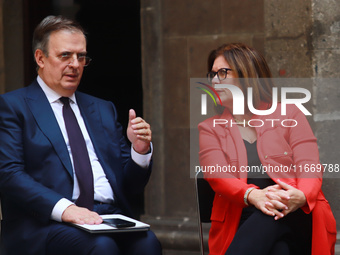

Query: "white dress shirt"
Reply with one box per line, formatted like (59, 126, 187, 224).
(37, 76, 152, 222)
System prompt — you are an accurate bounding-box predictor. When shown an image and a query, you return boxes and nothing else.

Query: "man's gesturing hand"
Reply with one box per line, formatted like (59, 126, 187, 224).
(127, 109, 151, 154)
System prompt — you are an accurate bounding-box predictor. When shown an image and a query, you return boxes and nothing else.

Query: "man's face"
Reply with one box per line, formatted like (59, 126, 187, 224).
(36, 30, 87, 97)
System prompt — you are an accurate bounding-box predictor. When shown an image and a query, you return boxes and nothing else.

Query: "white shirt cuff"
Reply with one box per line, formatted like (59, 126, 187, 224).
(131, 143, 153, 168)
(51, 198, 74, 222)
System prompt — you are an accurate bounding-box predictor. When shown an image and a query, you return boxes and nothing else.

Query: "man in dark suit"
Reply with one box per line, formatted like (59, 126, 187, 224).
(0, 15, 162, 255)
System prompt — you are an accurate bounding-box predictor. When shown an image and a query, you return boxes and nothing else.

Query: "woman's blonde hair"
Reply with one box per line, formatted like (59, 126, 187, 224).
(208, 43, 274, 111)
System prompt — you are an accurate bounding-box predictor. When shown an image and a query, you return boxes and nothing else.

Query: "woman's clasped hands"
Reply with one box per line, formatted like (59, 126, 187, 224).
(247, 180, 307, 220)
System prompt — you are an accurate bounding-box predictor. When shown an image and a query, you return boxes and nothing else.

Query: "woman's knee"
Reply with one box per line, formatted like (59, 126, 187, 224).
(269, 240, 290, 255)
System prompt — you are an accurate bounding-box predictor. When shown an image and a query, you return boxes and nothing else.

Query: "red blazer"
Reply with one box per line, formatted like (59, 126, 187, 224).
(198, 103, 336, 255)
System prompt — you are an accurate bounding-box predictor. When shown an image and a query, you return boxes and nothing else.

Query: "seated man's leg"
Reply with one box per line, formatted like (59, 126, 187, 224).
(114, 230, 162, 255)
(94, 203, 162, 254)
(47, 223, 162, 255)
(46, 223, 121, 255)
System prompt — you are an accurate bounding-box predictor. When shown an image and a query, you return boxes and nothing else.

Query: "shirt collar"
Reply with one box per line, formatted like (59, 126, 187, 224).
(37, 76, 77, 105)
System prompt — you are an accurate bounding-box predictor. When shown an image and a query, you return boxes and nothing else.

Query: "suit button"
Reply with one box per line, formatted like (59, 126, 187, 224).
(264, 155, 268, 159)
(284, 151, 288, 155)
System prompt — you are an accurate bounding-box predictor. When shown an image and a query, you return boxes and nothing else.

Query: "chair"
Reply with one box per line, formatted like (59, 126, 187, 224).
(195, 170, 215, 255)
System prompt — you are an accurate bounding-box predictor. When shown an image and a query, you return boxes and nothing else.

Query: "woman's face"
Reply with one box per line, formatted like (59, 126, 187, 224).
(211, 55, 238, 110)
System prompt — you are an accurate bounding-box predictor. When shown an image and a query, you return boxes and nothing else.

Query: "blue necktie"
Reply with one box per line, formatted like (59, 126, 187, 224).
(60, 97, 94, 210)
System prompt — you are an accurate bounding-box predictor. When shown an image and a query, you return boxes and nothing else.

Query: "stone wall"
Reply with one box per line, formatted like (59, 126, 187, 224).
(311, 0, 340, 231)
(1, 0, 24, 93)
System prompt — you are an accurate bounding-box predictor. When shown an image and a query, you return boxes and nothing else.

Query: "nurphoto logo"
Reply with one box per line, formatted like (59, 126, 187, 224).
(198, 82, 311, 116)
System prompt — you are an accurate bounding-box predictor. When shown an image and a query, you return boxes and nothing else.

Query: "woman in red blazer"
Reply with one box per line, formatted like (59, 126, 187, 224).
(198, 43, 336, 255)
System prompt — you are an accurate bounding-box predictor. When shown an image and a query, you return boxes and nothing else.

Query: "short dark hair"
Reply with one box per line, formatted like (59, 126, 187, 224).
(32, 15, 85, 57)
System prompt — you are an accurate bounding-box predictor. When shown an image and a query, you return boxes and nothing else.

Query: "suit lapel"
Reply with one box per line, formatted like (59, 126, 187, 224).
(25, 81, 73, 177)
(75, 93, 120, 190)
(75, 93, 131, 214)
(75, 93, 108, 160)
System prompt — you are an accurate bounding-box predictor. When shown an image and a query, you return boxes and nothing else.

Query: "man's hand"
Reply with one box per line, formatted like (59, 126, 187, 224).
(127, 109, 151, 154)
(61, 205, 103, 225)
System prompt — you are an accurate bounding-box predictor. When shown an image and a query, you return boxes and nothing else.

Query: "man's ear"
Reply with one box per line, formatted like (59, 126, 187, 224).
(34, 49, 45, 68)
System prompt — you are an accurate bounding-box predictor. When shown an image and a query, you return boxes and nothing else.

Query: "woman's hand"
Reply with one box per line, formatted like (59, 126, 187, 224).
(265, 180, 307, 220)
(247, 185, 287, 218)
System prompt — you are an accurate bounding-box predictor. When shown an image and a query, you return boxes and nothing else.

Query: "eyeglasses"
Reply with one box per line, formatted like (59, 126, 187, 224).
(56, 52, 92, 66)
(207, 68, 232, 83)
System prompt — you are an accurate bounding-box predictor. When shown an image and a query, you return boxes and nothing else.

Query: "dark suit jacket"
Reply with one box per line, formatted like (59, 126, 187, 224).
(0, 80, 152, 255)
